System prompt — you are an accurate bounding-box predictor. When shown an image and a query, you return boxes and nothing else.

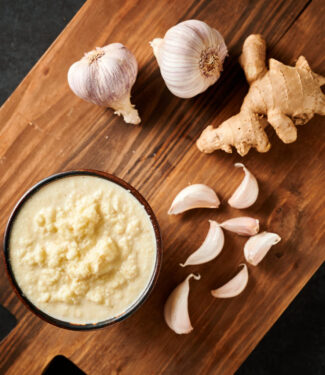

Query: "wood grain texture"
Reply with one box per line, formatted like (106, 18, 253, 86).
(0, 0, 324, 374)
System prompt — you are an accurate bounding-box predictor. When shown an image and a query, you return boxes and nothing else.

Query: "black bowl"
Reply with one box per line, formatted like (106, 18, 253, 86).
(3, 170, 162, 330)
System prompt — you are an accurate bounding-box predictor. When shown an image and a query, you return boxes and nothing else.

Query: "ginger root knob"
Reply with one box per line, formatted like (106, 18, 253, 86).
(197, 34, 325, 156)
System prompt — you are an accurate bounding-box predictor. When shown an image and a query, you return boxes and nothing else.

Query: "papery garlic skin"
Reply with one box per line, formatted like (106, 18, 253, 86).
(211, 264, 248, 298)
(180, 220, 224, 266)
(228, 163, 259, 209)
(164, 273, 201, 334)
(220, 217, 259, 236)
(68, 43, 140, 124)
(168, 184, 220, 215)
(150, 20, 227, 98)
(244, 231, 281, 266)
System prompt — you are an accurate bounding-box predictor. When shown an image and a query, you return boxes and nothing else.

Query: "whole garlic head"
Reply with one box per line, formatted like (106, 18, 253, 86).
(68, 43, 140, 124)
(150, 20, 227, 98)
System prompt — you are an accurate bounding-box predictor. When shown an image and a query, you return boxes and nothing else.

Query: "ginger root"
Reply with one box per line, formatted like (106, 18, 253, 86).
(197, 34, 325, 156)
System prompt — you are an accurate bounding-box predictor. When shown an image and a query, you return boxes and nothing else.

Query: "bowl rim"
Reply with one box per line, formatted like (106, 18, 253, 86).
(3, 169, 162, 330)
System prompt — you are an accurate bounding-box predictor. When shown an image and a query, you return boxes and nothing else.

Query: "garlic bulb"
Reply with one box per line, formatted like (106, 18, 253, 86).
(68, 43, 140, 124)
(150, 20, 227, 98)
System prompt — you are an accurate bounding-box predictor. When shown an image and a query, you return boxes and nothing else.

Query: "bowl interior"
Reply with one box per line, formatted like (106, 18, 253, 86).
(3, 170, 162, 330)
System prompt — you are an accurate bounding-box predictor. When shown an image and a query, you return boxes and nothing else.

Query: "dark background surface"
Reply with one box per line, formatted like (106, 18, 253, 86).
(0, 1, 324, 374)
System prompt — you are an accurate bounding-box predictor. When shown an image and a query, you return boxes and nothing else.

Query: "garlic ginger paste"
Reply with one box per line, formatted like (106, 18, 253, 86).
(9, 175, 157, 323)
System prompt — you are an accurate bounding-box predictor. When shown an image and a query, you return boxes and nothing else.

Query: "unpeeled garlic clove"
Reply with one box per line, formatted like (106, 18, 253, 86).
(68, 43, 140, 125)
(220, 217, 259, 236)
(244, 231, 281, 266)
(211, 264, 248, 298)
(180, 220, 224, 266)
(168, 184, 220, 215)
(164, 273, 201, 334)
(228, 163, 259, 209)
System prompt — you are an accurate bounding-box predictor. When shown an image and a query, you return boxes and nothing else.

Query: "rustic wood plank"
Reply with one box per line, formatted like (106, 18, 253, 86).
(1, 0, 324, 374)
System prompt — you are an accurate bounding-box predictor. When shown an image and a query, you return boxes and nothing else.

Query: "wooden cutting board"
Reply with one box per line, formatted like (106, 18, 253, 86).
(0, 0, 324, 374)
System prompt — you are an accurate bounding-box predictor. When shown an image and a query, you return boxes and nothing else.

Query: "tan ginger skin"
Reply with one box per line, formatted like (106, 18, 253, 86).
(197, 34, 325, 156)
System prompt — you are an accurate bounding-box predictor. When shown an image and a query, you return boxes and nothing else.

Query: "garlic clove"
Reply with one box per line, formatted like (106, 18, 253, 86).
(180, 220, 224, 267)
(164, 273, 201, 334)
(68, 43, 141, 125)
(228, 163, 259, 209)
(220, 217, 259, 236)
(211, 264, 248, 298)
(168, 184, 220, 215)
(244, 231, 281, 266)
(150, 20, 227, 98)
